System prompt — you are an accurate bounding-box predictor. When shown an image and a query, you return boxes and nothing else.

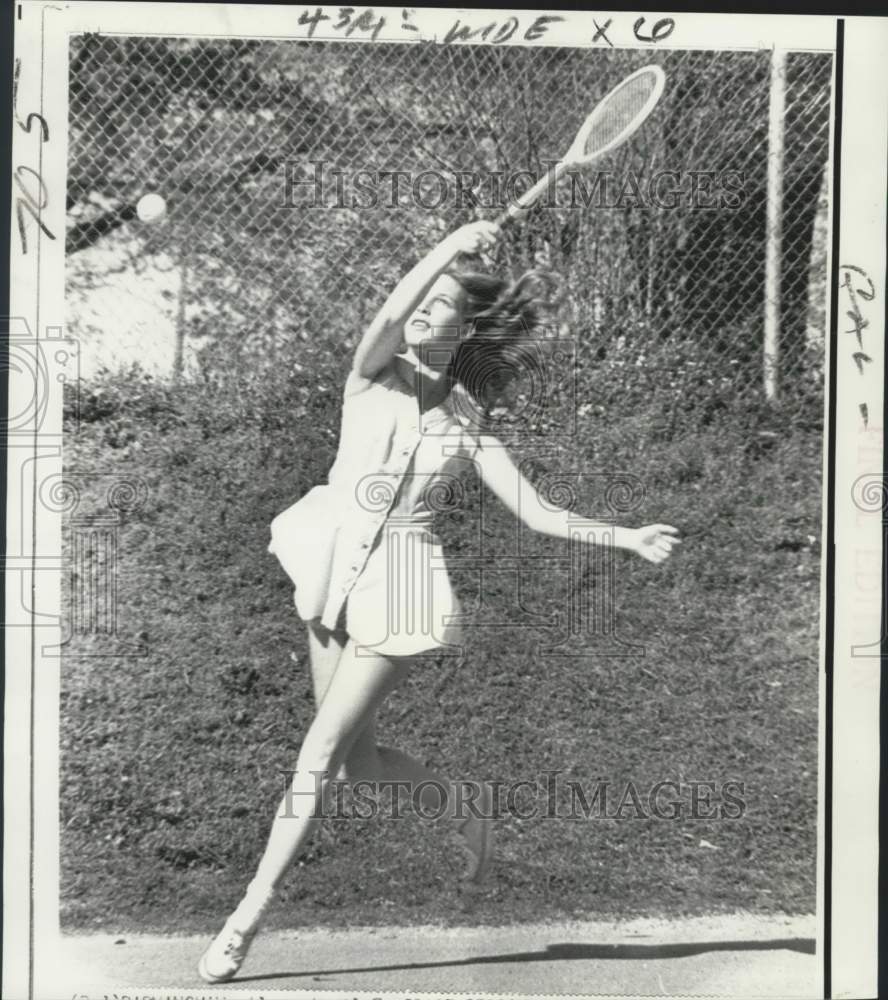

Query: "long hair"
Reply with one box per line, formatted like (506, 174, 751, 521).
(447, 267, 558, 418)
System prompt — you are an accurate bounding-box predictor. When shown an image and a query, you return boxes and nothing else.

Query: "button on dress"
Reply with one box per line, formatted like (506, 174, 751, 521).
(268, 363, 481, 656)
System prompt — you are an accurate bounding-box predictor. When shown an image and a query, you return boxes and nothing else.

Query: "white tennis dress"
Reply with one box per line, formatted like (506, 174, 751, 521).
(268, 362, 481, 656)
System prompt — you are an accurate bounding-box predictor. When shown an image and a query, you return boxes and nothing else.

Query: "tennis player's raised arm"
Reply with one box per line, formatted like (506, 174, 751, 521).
(472, 435, 681, 564)
(352, 222, 499, 379)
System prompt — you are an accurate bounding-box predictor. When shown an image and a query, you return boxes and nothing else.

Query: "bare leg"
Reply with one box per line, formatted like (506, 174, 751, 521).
(247, 639, 410, 899)
(200, 636, 491, 982)
(305, 625, 451, 814)
(304, 621, 348, 705)
(198, 639, 414, 982)
(341, 740, 493, 882)
(305, 624, 362, 780)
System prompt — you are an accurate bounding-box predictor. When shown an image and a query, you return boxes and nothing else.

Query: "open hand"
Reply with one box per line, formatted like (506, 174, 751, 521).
(631, 524, 682, 564)
(447, 220, 500, 255)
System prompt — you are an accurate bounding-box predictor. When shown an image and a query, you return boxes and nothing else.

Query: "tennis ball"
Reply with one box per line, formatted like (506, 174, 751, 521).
(136, 193, 167, 223)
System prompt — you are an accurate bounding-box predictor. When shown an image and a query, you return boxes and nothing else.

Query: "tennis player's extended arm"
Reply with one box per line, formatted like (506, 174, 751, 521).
(473, 435, 681, 564)
(352, 222, 499, 379)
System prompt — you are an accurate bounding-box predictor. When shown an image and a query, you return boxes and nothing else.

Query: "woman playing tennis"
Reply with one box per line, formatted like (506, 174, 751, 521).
(198, 219, 681, 983)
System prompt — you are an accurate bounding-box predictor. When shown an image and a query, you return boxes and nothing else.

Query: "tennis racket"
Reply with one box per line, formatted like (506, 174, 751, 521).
(494, 64, 666, 226)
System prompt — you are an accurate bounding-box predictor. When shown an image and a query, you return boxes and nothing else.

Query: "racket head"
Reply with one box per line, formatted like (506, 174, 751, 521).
(566, 64, 666, 166)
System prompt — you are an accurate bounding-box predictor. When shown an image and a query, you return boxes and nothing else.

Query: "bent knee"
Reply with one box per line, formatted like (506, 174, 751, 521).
(298, 734, 380, 783)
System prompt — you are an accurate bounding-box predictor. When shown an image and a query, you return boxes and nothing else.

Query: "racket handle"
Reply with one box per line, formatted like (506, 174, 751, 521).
(494, 162, 567, 227)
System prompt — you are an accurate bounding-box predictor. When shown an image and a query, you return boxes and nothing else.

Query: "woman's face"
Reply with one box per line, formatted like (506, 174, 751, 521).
(403, 274, 466, 349)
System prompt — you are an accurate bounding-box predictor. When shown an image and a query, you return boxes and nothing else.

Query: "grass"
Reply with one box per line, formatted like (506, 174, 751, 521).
(60, 371, 822, 932)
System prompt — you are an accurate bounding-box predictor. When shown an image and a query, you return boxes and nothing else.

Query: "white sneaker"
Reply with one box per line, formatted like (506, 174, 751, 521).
(197, 916, 257, 984)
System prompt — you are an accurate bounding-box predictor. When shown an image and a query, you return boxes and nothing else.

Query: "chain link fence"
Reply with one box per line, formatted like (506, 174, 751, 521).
(66, 37, 832, 431)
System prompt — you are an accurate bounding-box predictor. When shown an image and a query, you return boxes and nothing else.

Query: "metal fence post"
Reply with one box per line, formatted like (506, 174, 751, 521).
(764, 47, 787, 402)
(173, 252, 187, 381)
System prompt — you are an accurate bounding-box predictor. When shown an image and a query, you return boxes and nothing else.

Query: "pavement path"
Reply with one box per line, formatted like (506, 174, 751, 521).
(51, 914, 819, 999)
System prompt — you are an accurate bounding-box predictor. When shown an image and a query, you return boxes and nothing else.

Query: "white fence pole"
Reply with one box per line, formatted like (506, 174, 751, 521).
(174, 254, 187, 380)
(764, 47, 787, 402)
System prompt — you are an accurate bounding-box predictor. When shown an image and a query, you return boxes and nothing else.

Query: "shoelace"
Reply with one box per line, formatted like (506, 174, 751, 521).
(222, 931, 246, 958)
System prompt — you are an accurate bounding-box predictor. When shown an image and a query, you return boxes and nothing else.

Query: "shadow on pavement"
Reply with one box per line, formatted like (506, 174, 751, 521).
(234, 937, 816, 984)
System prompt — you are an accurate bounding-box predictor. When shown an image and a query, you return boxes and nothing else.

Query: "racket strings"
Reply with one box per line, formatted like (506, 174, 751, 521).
(582, 72, 660, 158)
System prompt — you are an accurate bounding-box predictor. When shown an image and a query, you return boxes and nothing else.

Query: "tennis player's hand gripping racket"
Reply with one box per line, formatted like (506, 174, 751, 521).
(494, 64, 666, 226)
